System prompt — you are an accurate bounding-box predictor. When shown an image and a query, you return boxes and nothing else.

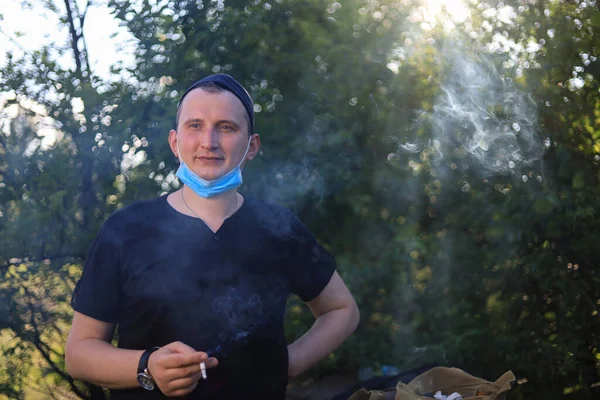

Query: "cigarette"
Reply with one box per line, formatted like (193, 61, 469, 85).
(200, 362, 207, 380)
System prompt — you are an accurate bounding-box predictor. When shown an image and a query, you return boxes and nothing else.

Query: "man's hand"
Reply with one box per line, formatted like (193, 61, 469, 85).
(147, 341, 219, 397)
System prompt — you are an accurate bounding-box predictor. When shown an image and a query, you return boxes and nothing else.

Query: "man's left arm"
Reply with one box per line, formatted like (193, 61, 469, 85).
(287, 271, 360, 378)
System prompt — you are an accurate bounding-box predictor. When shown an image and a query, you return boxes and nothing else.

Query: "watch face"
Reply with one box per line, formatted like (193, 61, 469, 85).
(137, 373, 155, 391)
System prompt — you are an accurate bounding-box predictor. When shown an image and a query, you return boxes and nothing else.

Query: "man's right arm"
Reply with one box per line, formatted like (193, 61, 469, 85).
(65, 311, 144, 389)
(65, 312, 218, 395)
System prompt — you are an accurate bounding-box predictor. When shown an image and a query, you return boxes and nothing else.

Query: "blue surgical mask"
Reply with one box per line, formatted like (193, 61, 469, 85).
(176, 138, 252, 198)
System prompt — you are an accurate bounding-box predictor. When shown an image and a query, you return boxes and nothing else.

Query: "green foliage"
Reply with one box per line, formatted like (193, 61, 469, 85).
(1, 0, 600, 399)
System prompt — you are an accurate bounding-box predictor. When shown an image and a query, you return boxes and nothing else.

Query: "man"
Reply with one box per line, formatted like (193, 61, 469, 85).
(65, 74, 360, 399)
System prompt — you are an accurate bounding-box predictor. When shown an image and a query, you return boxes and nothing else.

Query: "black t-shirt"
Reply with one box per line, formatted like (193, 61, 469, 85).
(71, 195, 336, 399)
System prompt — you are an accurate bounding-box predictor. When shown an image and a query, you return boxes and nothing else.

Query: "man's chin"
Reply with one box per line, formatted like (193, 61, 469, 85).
(192, 171, 223, 182)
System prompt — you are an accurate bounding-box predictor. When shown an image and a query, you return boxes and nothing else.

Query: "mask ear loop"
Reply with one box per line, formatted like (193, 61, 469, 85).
(174, 128, 183, 160)
(237, 137, 253, 168)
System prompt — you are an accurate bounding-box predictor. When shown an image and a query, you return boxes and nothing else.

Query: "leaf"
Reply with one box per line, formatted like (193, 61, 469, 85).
(48, 190, 68, 209)
(533, 198, 554, 214)
(572, 171, 585, 189)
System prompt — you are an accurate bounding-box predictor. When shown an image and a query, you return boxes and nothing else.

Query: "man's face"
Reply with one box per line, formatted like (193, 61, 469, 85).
(169, 88, 259, 181)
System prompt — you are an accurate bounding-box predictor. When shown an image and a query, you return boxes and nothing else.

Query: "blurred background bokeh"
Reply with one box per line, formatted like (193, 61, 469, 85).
(1, 0, 599, 399)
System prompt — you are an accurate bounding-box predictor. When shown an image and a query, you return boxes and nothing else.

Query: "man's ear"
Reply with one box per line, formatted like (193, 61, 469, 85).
(246, 133, 261, 161)
(168, 129, 179, 159)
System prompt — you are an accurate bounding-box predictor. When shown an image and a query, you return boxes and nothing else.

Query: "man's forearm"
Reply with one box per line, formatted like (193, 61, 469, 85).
(287, 305, 359, 377)
(66, 339, 144, 389)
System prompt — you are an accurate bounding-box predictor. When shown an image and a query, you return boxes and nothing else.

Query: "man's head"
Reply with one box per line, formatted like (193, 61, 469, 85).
(169, 74, 260, 182)
(176, 74, 254, 135)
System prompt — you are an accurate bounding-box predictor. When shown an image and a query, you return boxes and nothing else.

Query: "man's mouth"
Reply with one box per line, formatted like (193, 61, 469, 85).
(196, 156, 223, 161)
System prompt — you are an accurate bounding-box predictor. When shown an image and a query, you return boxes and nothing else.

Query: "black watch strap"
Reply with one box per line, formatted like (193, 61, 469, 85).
(137, 347, 161, 374)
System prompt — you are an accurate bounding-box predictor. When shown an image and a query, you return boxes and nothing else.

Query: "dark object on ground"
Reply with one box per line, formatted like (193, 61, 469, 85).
(331, 364, 439, 400)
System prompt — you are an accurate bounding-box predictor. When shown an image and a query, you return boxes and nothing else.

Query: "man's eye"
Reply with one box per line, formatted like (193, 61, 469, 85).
(190, 123, 201, 129)
(220, 125, 234, 131)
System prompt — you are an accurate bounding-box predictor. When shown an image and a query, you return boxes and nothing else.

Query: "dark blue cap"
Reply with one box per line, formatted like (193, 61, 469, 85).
(178, 74, 254, 133)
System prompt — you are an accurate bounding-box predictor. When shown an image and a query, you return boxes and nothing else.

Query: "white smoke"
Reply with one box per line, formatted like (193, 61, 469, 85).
(396, 42, 545, 175)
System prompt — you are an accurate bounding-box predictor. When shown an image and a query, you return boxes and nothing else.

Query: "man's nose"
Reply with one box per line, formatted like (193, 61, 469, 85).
(199, 127, 219, 149)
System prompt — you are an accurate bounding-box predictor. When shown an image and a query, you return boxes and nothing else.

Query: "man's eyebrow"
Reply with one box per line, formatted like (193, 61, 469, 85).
(183, 118, 204, 125)
(182, 118, 240, 127)
(216, 119, 241, 128)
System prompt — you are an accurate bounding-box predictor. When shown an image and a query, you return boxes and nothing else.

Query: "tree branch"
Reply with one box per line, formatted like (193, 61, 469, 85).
(23, 287, 89, 399)
(80, 0, 91, 28)
(0, 27, 28, 52)
(80, 0, 93, 78)
(63, 0, 83, 78)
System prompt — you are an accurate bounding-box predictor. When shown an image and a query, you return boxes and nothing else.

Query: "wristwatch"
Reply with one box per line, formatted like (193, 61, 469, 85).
(137, 347, 161, 390)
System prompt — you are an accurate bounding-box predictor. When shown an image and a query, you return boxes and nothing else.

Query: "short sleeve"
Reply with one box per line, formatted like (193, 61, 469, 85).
(71, 222, 122, 323)
(286, 214, 336, 302)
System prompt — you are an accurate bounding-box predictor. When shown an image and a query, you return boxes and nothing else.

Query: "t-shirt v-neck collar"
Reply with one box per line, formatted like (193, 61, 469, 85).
(162, 193, 247, 236)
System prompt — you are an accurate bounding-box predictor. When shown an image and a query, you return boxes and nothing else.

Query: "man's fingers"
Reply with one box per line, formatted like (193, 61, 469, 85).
(164, 363, 203, 380)
(164, 357, 218, 380)
(161, 352, 208, 369)
(165, 374, 202, 393)
(164, 341, 197, 354)
(164, 382, 199, 397)
(206, 357, 219, 368)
